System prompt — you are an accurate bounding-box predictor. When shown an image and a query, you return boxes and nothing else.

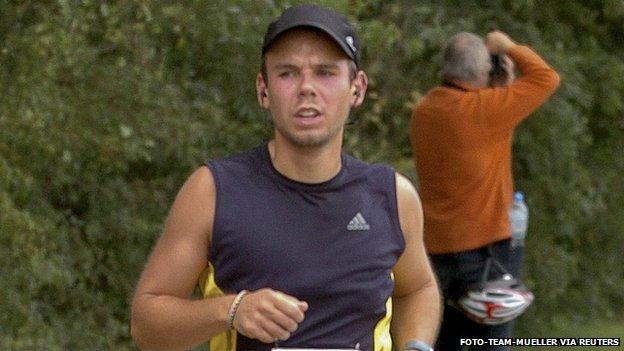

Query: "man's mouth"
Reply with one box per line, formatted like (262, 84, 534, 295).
(294, 108, 323, 126)
(296, 108, 321, 118)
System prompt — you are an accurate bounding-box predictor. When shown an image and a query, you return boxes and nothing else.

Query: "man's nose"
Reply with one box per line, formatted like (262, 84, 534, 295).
(298, 71, 317, 98)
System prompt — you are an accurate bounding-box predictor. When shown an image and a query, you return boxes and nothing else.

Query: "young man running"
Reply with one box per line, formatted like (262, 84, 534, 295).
(131, 5, 440, 351)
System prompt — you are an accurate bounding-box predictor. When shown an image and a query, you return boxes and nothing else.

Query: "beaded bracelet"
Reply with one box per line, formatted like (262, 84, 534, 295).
(226, 290, 249, 330)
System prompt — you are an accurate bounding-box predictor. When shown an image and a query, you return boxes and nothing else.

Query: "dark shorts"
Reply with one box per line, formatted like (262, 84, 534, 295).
(430, 239, 524, 351)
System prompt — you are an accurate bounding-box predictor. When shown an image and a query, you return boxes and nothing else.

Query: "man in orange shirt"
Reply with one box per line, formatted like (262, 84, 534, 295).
(410, 31, 560, 350)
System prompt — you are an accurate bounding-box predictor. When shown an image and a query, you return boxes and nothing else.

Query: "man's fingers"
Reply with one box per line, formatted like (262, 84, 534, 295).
(263, 306, 300, 332)
(486, 31, 515, 54)
(247, 325, 276, 344)
(236, 311, 291, 343)
(297, 300, 308, 312)
(259, 318, 292, 341)
(233, 289, 306, 343)
(274, 291, 308, 313)
(275, 291, 305, 306)
(272, 293, 307, 323)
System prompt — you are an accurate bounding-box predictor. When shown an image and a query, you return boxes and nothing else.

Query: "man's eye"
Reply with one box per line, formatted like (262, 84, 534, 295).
(279, 71, 296, 78)
(318, 69, 335, 76)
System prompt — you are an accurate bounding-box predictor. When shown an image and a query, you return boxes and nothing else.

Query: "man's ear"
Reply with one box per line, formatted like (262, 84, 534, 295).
(350, 70, 369, 108)
(256, 73, 270, 109)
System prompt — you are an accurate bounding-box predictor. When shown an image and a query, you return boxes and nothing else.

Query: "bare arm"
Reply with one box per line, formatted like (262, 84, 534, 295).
(391, 173, 441, 348)
(131, 166, 306, 350)
(130, 166, 234, 350)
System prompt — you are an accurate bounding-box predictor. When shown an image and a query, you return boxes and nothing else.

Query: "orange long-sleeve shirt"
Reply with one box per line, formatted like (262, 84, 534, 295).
(411, 45, 560, 254)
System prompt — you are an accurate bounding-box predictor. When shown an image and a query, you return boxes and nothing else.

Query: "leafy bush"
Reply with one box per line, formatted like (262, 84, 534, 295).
(1, 0, 622, 347)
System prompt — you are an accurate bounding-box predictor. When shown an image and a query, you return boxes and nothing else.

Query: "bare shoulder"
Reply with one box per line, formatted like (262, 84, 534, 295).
(395, 172, 418, 195)
(391, 172, 432, 298)
(132, 166, 217, 298)
(181, 165, 216, 197)
(169, 165, 217, 243)
(394, 172, 423, 243)
(169, 166, 216, 215)
(395, 172, 421, 208)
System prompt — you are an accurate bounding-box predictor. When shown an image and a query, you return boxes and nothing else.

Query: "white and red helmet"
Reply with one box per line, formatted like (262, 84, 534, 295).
(455, 273, 534, 325)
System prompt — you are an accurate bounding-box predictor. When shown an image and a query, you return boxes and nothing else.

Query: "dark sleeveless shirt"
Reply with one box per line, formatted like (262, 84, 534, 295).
(204, 143, 405, 351)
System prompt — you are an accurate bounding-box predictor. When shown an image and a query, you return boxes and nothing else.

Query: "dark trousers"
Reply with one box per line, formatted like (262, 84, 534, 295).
(430, 239, 524, 351)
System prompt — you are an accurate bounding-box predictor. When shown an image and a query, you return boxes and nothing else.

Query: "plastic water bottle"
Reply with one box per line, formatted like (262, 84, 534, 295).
(509, 191, 528, 247)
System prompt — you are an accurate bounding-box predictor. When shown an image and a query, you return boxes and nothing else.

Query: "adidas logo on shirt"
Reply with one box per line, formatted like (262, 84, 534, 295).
(347, 212, 370, 231)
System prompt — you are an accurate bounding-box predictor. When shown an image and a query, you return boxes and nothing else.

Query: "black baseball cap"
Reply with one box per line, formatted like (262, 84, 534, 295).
(262, 4, 361, 67)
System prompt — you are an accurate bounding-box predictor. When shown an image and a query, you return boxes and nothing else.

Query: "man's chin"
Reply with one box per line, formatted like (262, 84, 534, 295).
(282, 132, 333, 148)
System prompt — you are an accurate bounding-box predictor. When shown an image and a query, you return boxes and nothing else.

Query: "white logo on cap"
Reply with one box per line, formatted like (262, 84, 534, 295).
(345, 36, 356, 52)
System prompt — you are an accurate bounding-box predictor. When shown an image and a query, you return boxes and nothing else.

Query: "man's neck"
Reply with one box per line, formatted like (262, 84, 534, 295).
(268, 138, 343, 184)
(444, 77, 488, 89)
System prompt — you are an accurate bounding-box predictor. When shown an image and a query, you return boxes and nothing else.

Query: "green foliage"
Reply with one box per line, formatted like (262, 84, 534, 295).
(1, 0, 622, 348)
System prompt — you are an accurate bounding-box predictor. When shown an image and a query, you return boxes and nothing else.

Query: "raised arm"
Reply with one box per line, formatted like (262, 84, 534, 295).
(480, 30, 561, 136)
(391, 173, 441, 349)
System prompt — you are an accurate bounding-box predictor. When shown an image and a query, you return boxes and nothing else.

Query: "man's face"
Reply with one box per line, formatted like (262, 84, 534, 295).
(257, 29, 365, 148)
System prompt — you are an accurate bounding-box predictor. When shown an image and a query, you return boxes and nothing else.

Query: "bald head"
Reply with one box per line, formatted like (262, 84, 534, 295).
(442, 32, 492, 86)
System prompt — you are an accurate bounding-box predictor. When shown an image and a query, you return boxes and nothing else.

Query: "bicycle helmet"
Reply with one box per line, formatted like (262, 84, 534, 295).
(453, 252, 534, 325)
(455, 273, 534, 325)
